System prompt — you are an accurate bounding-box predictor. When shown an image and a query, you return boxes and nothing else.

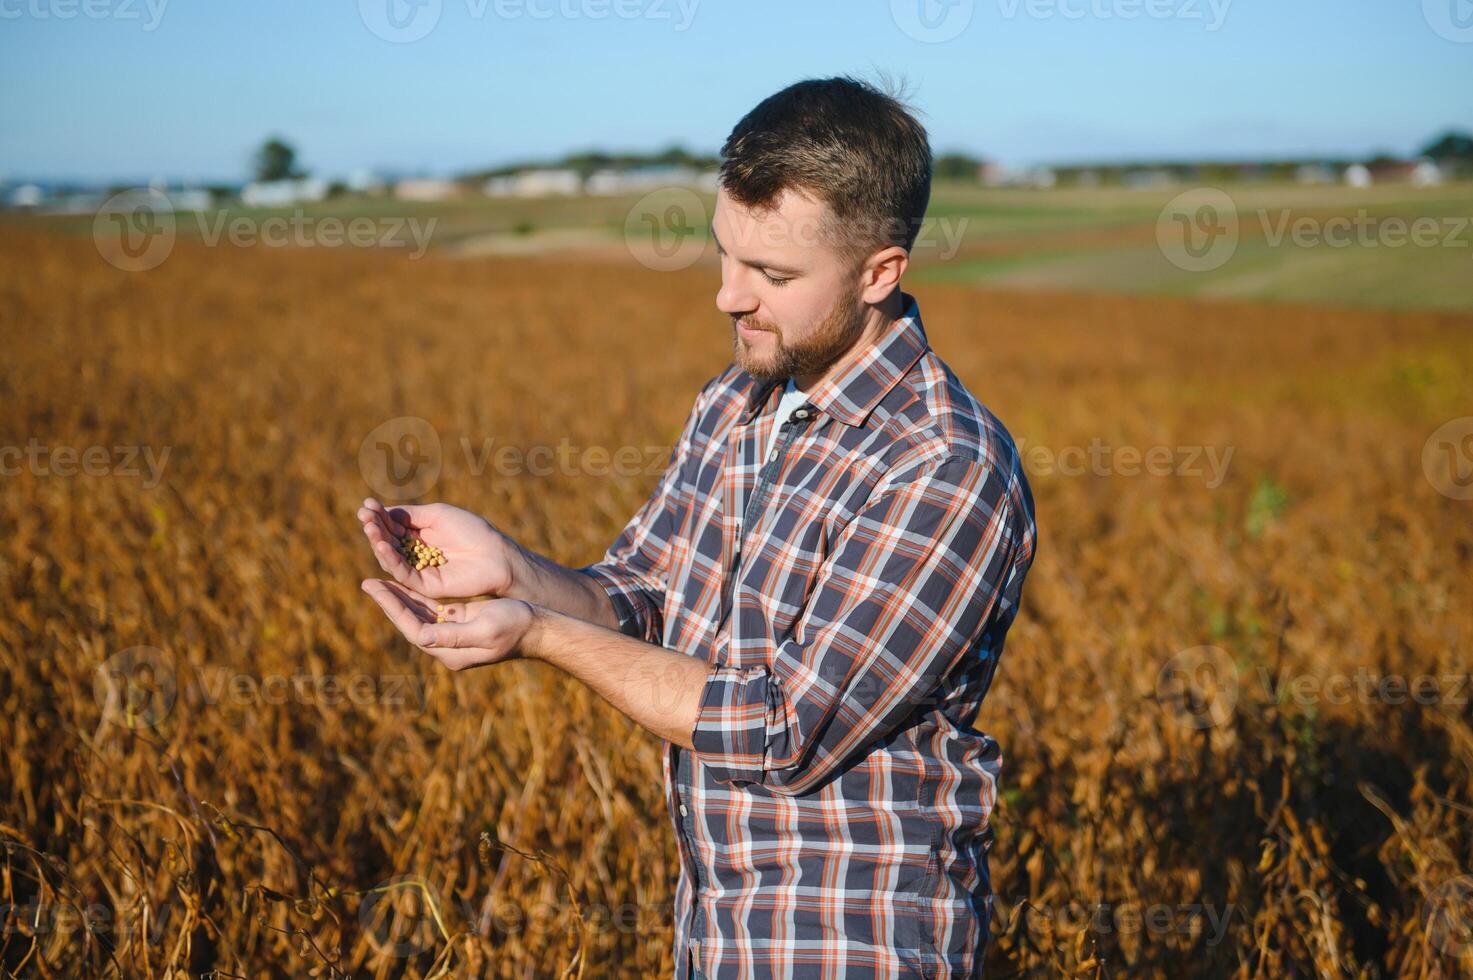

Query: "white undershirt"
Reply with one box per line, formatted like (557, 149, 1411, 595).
(764, 377, 809, 461)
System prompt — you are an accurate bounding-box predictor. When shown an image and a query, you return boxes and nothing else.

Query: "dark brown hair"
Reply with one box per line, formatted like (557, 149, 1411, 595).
(718, 74, 933, 262)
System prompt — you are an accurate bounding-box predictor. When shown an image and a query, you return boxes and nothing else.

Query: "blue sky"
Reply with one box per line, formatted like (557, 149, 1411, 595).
(2, 0, 1470, 183)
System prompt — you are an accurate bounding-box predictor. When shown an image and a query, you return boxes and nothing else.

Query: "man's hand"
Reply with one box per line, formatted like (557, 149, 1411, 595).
(358, 498, 519, 600)
(360, 578, 536, 671)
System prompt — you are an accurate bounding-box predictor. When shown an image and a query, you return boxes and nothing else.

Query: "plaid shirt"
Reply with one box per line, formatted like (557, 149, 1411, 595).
(581, 290, 1036, 979)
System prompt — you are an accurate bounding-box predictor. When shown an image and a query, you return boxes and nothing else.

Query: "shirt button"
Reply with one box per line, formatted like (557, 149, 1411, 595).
(768, 449, 778, 461)
(794, 409, 809, 419)
(679, 803, 688, 817)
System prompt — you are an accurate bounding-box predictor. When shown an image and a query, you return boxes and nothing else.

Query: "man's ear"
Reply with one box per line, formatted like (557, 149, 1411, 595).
(859, 246, 909, 305)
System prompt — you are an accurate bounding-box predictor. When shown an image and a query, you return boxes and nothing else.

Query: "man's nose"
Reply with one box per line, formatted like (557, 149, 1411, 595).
(715, 274, 757, 318)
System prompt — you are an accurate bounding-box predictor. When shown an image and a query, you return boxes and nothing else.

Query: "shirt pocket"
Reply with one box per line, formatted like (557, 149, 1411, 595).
(895, 841, 944, 957)
(739, 511, 832, 636)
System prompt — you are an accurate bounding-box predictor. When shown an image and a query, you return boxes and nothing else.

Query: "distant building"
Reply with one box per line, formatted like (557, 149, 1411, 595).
(981, 164, 1056, 189)
(483, 168, 583, 198)
(1295, 164, 1337, 186)
(347, 169, 388, 194)
(1122, 168, 1172, 189)
(394, 178, 464, 202)
(1361, 158, 1446, 187)
(169, 188, 215, 211)
(242, 178, 328, 207)
(1368, 160, 1417, 184)
(1411, 159, 1445, 187)
(8, 184, 45, 208)
(1344, 164, 1372, 189)
(585, 165, 717, 195)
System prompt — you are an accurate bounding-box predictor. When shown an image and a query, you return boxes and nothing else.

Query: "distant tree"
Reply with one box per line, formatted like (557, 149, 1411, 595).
(935, 152, 982, 181)
(653, 144, 695, 168)
(1420, 130, 1473, 162)
(254, 137, 304, 183)
(562, 150, 616, 180)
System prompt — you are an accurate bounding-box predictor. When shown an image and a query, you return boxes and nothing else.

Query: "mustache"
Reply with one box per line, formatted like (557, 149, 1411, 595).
(734, 318, 777, 333)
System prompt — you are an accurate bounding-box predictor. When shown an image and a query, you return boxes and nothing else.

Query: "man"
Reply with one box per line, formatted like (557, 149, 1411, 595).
(357, 75, 1037, 979)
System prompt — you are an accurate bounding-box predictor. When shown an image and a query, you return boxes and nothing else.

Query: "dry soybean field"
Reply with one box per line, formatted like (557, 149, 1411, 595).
(2, 227, 1472, 977)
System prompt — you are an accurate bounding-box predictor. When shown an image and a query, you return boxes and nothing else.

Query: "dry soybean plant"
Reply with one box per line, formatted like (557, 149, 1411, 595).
(1, 228, 1471, 977)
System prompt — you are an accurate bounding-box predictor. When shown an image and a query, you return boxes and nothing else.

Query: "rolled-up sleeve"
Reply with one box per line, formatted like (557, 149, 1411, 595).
(690, 451, 1026, 796)
(578, 381, 711, 646)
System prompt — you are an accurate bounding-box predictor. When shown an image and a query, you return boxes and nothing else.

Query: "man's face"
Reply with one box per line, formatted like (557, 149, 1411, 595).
(712, 186, 869, 384)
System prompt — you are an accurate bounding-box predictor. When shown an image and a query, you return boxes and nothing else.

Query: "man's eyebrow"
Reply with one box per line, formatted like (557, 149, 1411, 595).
(710, 223, 804, 275)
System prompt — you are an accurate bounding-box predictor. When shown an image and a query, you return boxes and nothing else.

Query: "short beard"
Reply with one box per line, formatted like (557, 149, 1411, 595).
(732, 281, 867, 383)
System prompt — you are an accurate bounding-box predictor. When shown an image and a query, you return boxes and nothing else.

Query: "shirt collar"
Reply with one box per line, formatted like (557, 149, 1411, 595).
(739, 290, 930, 428)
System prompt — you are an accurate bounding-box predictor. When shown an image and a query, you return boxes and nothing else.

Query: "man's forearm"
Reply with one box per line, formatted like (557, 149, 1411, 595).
(522, 606, 708, 749)
(500, 539, 623, 632)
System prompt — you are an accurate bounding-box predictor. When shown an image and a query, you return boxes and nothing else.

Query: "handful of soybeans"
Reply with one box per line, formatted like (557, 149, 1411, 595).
(398, 534, 447, 571)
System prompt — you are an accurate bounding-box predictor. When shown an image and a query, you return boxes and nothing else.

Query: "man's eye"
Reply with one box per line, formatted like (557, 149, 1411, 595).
(761, 271, 792, 287)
